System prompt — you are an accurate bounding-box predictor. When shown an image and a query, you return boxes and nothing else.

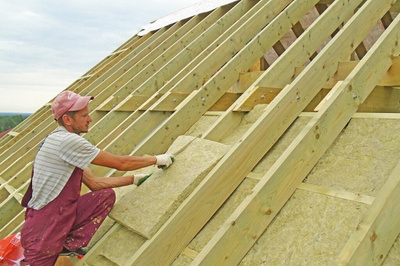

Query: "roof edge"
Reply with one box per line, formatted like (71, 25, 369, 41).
(138, 0, 239, 36)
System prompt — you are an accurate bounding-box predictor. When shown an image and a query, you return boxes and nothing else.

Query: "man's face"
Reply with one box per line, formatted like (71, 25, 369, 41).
(69, 107, 92, 134)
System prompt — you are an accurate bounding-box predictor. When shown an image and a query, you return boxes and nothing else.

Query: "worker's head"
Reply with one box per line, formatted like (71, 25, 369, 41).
(51, 91, 94, 134)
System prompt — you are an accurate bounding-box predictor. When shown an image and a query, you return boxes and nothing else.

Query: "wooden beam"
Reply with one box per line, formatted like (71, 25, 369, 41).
(76, 223, 120, 265)
(233, 86, 282, 111)
(150, 92, 188, 111)
(204, 0, 366, 142)
(92, 5, 237, 115)
(86, 23, 183, 121)
(0, 211, 24, 239)
(297, 183, 375, 205)
(295, 56, 400, 87)
(234, 84, 400, 113)
(70, 30, 160, 94)
(192, 0, 399, 264)
(127, 0, 325, 264)
(83, 6, 241, 146)
(208, 92, 241, 111)
(391, 0, 400, 11)
(300, 112, 400, 119)
(96, 0, 294, 164)
(114, 95, 151, 111)
(6, 131, 19, 137)
(336, 161, 400, 264)
(138, 0, 261, 97)
(182, 247, 199, 260)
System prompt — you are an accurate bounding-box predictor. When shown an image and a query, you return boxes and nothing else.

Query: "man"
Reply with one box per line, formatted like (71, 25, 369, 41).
(20, 91, 174, 265)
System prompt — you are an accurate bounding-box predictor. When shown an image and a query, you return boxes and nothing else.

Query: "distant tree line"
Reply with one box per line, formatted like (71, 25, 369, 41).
(0, 115, 29, 132)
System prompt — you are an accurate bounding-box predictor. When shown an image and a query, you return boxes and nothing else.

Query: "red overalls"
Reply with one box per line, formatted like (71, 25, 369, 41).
(20, 167, 115, 265)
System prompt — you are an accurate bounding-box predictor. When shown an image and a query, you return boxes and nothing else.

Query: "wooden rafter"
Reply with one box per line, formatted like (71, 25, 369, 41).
(192, 0, 399, 264)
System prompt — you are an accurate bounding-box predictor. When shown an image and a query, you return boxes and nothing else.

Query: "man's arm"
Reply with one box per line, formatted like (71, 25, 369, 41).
(83, 167, 136, 190)
(91, 150, 158, 171)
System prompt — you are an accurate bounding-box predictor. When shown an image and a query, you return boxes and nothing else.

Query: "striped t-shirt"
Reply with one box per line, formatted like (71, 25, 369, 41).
(28, 126, 100, 210)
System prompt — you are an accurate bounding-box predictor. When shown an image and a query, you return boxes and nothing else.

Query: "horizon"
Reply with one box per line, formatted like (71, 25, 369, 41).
(0, 112, 33, 115)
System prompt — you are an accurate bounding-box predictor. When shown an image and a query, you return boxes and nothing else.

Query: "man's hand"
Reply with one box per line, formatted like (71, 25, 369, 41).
(133, 173, 152, 186)
(155, 154, 175, 169)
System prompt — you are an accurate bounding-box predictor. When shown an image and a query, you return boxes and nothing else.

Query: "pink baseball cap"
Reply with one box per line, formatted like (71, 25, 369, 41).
(51, 91, 94, 120)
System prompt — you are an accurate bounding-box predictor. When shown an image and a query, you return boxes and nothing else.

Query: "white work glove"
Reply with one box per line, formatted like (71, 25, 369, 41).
(155, 154, 175, 169)
(133, 173, 152, 186)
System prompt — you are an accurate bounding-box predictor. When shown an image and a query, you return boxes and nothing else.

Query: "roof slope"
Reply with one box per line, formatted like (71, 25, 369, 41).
(1, 0, 400, 265)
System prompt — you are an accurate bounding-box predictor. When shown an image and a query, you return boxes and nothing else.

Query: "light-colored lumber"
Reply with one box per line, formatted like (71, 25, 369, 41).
(204, 0, 366, 141)
(192, 0, 399, 264)
(75, 29, 166, 98)
(297, 183, 375, 205)
(83, 7, 237, 145)
(132, 0, 258, 98)
(87, 1, 254, 150)
(336, 161, 400, 264)
(126, 0, 323, 264)
(90, 0, 293, 176)
(75, 223, 121, 265)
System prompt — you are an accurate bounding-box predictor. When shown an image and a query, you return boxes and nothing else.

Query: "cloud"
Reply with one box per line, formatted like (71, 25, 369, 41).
(0, 0, 200, 113)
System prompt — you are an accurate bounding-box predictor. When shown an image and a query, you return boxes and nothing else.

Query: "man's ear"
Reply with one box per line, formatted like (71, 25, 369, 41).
(61, 114, 73, 125)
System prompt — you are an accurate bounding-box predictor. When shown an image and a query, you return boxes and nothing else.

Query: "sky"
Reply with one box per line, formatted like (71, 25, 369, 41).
(0, 0, 201, 113)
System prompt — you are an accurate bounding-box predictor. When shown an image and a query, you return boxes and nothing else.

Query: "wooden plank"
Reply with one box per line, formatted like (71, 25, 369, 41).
(182, 247, 199, 260)
(83, 8, 235, 145)
(150, 92, 188, 111)
(229, 0, 366, 117)
(89, 9, 229, 117)
(297, 56, 400, 87)
(314, 81, 342, 111)
(235, 55, 400, 112)
(0, 196, 23, 233)
(0, 211, 24, 239)
(391, 0, 400, 11)
(192, 0, 399, 264)
(5, 131, 19, 137)
(71, 29, 165, 94)
(298, 183, 375, 205)
(0, 107, 50, 154)
(300, 112, 400, 119)
(112, 0, 256, 117)
(358, 86, 400, 112)
(68, 33, 152, 93)
(86, 1, 256, 151)
(117, 34, 141, 51)
(336, 161, 400, 264)
(208, 92, 241, 111)
(131, 0, 257, 98)
(204, 111, 224, 116)
(233, 86, 284, 111)
(380, 56, 400, 86)
(96, 0, 292, 162)
(115, 95, 151, 111)
(85, 22, 184, 122)
(230, 71, 264, 93)
(127, 0, 323, 264)
(75, 223, 120, 265)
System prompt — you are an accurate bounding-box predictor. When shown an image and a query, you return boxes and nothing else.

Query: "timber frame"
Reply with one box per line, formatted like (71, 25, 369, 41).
(1, 0, 400, 265)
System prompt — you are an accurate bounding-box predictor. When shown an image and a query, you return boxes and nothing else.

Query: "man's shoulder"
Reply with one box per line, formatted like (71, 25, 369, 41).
(51, 126, 83, 141)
